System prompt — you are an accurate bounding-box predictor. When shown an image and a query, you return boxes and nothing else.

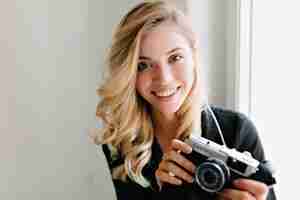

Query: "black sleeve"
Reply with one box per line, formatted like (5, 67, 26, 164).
(233, 113, 265, 160)
(101, 144, 152, 200)
(204, 107, 276, 200)
(112, 179, 152, 199)
(229, 112, 277, 200)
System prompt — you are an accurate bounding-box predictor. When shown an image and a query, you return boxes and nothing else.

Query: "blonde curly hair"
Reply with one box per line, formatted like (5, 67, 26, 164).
(93, 1, 206, 187)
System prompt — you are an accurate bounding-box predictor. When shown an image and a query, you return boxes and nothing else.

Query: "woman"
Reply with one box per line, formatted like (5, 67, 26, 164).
(92, 1, 276, 200)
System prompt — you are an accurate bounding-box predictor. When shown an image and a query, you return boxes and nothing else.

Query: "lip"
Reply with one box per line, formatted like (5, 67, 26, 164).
(151, 86, 181, 100)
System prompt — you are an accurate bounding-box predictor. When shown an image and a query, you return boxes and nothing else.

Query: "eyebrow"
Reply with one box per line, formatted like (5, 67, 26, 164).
(139, 47, 183, 60)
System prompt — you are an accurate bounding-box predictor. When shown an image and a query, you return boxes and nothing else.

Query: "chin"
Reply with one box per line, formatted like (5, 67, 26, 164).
(158, 106, 181, 118)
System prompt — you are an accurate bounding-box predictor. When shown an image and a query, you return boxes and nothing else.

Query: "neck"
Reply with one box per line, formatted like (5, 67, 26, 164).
(152, 110, 179, 152)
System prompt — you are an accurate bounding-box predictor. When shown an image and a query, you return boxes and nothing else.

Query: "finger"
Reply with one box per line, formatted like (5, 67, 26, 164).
(216, 194, 231, 200)
(171, 139, 192, 154)
(155, 169, 182, 185)
(218, 188, 256, 200)
(164, 150, 196, 174)
(233, 179, 269, 199)
(160, 160, 194, 183)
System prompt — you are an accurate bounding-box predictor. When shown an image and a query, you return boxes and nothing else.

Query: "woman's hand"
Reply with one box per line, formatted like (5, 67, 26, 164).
(155, 139, 196, 186)
(217, 179, 269, 200)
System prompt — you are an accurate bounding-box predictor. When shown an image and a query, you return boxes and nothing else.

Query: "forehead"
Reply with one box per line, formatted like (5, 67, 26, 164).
(139, 23, 191, 58)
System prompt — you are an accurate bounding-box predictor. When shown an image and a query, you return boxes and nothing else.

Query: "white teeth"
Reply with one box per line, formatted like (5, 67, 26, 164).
(155, 88, 178, 97)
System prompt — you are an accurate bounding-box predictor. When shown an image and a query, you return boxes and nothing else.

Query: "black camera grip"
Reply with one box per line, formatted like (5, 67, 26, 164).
(249, 162, 276, 186)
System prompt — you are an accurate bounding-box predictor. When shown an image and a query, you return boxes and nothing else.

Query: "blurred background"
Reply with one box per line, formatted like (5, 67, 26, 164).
(2, 0, 299, 199)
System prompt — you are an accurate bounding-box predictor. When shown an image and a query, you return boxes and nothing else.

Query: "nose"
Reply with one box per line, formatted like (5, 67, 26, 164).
(153, 62, 174, 84)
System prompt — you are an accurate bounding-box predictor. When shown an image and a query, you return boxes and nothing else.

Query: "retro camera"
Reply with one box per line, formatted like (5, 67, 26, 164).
(184, 135, 276, 193)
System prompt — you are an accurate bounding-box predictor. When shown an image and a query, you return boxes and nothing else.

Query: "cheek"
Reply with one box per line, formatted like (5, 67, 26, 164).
(135, 74, 150, 96)
(178, 61, 195, 87)
(135, 77, 143, 95)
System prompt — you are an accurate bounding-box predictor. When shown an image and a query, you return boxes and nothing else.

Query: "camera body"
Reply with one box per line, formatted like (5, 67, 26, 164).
(184, 135, 276, 193)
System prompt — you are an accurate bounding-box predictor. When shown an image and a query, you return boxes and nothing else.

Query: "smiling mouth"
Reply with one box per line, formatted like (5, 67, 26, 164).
(152, 86, 181, 98)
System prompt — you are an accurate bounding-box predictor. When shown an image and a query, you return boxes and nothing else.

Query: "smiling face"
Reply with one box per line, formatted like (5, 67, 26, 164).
(136, 22, 195, 120)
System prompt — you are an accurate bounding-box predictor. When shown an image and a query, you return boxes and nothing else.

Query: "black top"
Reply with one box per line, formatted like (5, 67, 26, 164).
(102, 106, 276, 200)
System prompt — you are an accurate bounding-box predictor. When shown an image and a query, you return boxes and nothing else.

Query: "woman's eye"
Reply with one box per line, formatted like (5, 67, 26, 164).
(169, 54, 183, 63)
(137, 61, 150, 72)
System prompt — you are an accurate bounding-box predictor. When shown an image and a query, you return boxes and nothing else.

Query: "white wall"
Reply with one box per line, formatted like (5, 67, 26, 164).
(250, 1, 300, 198)
(0, 0, 17, 197)
(188, 0, 238, 109)
(2, 0, 116, 199)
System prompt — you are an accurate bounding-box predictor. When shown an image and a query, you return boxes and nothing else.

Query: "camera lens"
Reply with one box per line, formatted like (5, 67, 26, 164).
(195, 159, 230, 193)
(203, 169, 218, 185)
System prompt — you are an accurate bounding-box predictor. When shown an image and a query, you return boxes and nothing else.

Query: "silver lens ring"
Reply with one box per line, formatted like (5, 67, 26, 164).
(195, 162, 226, 193)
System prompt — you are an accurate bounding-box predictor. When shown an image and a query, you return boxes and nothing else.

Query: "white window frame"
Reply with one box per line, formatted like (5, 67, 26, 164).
(235, 0, 253, 116)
